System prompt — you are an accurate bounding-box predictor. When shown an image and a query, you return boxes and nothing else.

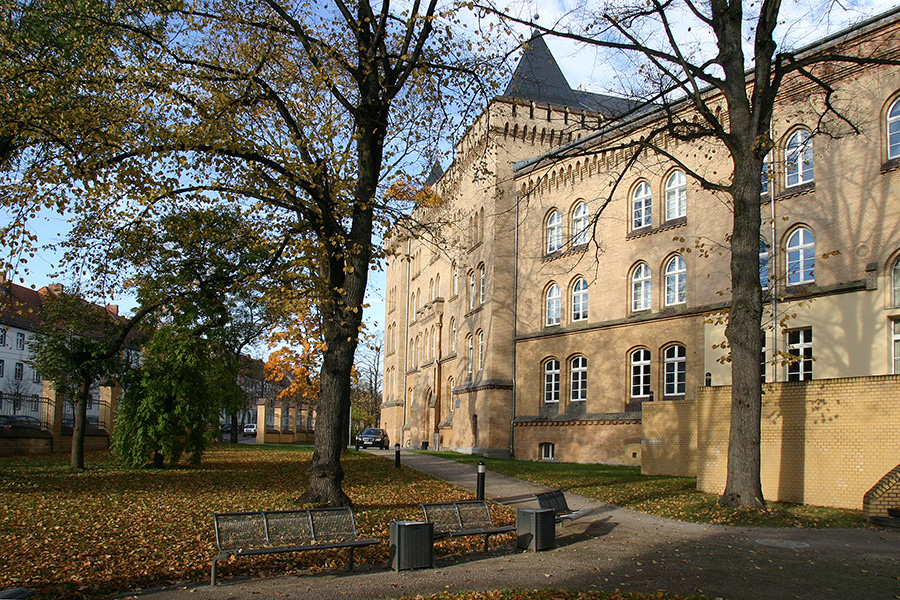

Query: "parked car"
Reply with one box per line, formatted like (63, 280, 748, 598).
(9, 415, 42, 430)
(243, 423, 257, 437)
(221, 423, 232, 434)
(355, 428, 389, 450)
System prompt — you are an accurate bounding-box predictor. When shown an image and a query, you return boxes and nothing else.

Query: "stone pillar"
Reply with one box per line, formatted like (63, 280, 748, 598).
(288, 403, 298, 442)
(255, 399, 267, 444)
(273, 402, 283, 443)
(99, 383, 120, 434)
(43, 380, 64, 452)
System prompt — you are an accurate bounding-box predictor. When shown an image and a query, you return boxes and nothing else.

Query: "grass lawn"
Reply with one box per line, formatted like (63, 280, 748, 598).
(422, 451, 870, 529)
(0, 444, 513, 599)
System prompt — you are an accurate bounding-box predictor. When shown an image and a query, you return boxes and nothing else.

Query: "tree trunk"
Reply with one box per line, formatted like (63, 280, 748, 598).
(70, 374, 91, 470)
(720, 159, 766, 509)
(229, 412, 238, 443)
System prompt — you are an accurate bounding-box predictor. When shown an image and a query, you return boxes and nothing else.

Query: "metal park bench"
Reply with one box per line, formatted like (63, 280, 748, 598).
(534, 490, 594, 526)
(210, 507, 379, 585)
(421, 500, 515, 552)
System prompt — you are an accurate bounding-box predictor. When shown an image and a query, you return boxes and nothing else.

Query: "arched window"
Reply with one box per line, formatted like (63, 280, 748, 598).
(632, 263, 651, 311)
(889, 97, 900, 160)
(477, 330, 485, 371)
(432, 327, 439, 361)
(449, 317, 456, 352)
(570, 356, 587, 402)
(451, 262, 458, 296)
(572, 201, 590, 245)
(759, 239, 770, 290)
(478, 264, 486, 304)
(663, 345, 686, 397)
(786, 227, 815, 285)
(631, 349, 651, 401)
(415, 337, 421, 367)
(543, 359, 560, 403)
(468, 271, 476, 309)
(665, 170, 687, 220)
(892, 259, 900, 306)
(448, 377, 455, 412)
(632, 181, 652, 229)
(546, 284, 561, 326)
(665, 255, 687, 306)
(435, 273, 441, 298)
(429, 278, 435, 301)
(785, 129, 814, 187)
(572, 277, 589, 322)
(466, 335, 474, 374)
(546, 210, 563, 253)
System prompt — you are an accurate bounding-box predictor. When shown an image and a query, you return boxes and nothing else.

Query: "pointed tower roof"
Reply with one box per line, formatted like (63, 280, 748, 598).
(424, 160, 444, 187)
(504, 34, 579, 107)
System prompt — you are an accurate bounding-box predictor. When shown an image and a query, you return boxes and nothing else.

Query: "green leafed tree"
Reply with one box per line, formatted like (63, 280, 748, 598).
(52, 0, 488, 504)
(113, 324, 227, 468)
(29, 289, 151, 469)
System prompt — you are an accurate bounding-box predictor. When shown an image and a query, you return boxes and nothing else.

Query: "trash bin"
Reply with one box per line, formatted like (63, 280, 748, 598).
(516, 508, 555, 551)
(390, 520, 434, 571)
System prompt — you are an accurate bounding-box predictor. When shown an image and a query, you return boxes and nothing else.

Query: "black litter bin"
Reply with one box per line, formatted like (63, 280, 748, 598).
(390, 520, 434, 571)
(516, 508, 555, 551)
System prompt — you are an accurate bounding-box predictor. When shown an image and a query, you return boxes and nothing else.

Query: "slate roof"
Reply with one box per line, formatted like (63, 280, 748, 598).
(503, 33, 640, 119)
(425, 161, 444, 187)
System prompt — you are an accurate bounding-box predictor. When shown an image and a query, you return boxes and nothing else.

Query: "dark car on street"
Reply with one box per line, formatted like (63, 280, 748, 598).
(355, 428, 389, 450)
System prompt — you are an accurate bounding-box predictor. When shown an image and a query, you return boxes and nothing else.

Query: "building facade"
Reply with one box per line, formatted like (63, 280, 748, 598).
(382, 10, 900, 470)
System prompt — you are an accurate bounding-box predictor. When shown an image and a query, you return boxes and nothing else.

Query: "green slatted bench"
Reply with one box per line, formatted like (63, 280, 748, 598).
(421, 500, 515, 552)
(210, 507, 379, 585)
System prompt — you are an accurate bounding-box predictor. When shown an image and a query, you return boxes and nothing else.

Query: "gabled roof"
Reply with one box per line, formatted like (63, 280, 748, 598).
(504, 33, 640, 118)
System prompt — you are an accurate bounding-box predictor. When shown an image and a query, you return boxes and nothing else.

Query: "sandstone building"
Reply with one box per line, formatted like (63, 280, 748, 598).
(381, 8, 900, 510)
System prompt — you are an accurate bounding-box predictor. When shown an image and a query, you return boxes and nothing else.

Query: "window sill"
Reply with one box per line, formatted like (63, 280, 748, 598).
(777, 181, 815, 199)
(542, 244, 588, 262)
(627, 217, 686, 240)
(881, 157, 900, 173)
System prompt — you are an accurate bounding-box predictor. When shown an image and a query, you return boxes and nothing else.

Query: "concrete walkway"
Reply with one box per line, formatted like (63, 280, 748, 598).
(132, 450, 900, 600)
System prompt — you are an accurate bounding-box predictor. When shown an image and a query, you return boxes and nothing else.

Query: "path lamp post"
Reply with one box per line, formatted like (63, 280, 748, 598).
(476, 460, 486, 501)
(395, 443, 401, 469)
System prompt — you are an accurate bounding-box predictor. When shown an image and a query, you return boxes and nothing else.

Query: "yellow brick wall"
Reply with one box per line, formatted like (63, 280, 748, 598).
(514, 419, 641, 464)
(641, 399, 698, 476)
(685, 376, 900, 510)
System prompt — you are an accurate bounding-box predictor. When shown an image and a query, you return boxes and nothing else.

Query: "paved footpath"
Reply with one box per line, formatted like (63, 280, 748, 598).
(130, 450, 900, 600)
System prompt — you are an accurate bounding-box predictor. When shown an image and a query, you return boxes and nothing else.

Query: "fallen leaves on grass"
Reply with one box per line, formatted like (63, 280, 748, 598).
(390, 589, 716, 600)
(0, 445, 513, 599)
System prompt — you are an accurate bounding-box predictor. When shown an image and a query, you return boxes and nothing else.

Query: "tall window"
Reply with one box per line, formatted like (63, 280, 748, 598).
(572, 201, 590, 245)
(664, 345, 686, 397)
(786, 328, 813, 381)
(468, 271, 476, 310)
(477, 331, 485, 371)
(449, 318, 456, 352)
(892, 259, 900, 307)
(632, 263, 651, 311)
(665, 255, 687, 306)
(889, 97, 900, 160)
(893, 321, 900, 374)
(570, 356, 587, 402)
(761, 158, 770, 196)
(0, 328, 6, 346)
(631, 349, 651, 401)
(16, 332, 25, 351)
(448, 377, 456, 411)
(435, 274, 441, 298)
(759, 239, 770, 290)
(785, 129, 814, 187)
(452, 262, 458, 296)
(665, 170, 687, 220)
(544, 359, 560, 403)
(546, 284, 561, 326)
(429, 278, 435, 301)
(14, 362, 23, 380)
(466, 335, 474, 374)
(632, 181, 652, 229)
(478, 265, 486, 304)
(572, 278, 589, 322)
(546, 210, 562, 253)
(0, 359, 4, 378)
(786, 227, 815, 285)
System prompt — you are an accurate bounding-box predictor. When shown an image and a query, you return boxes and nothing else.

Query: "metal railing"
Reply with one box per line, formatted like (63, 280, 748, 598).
(0, 392, 51, 431)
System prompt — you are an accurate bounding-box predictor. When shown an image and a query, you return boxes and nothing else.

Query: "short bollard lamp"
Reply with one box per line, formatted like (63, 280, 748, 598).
(395, 443, 401, 469)
(476, 460, 486, 501)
